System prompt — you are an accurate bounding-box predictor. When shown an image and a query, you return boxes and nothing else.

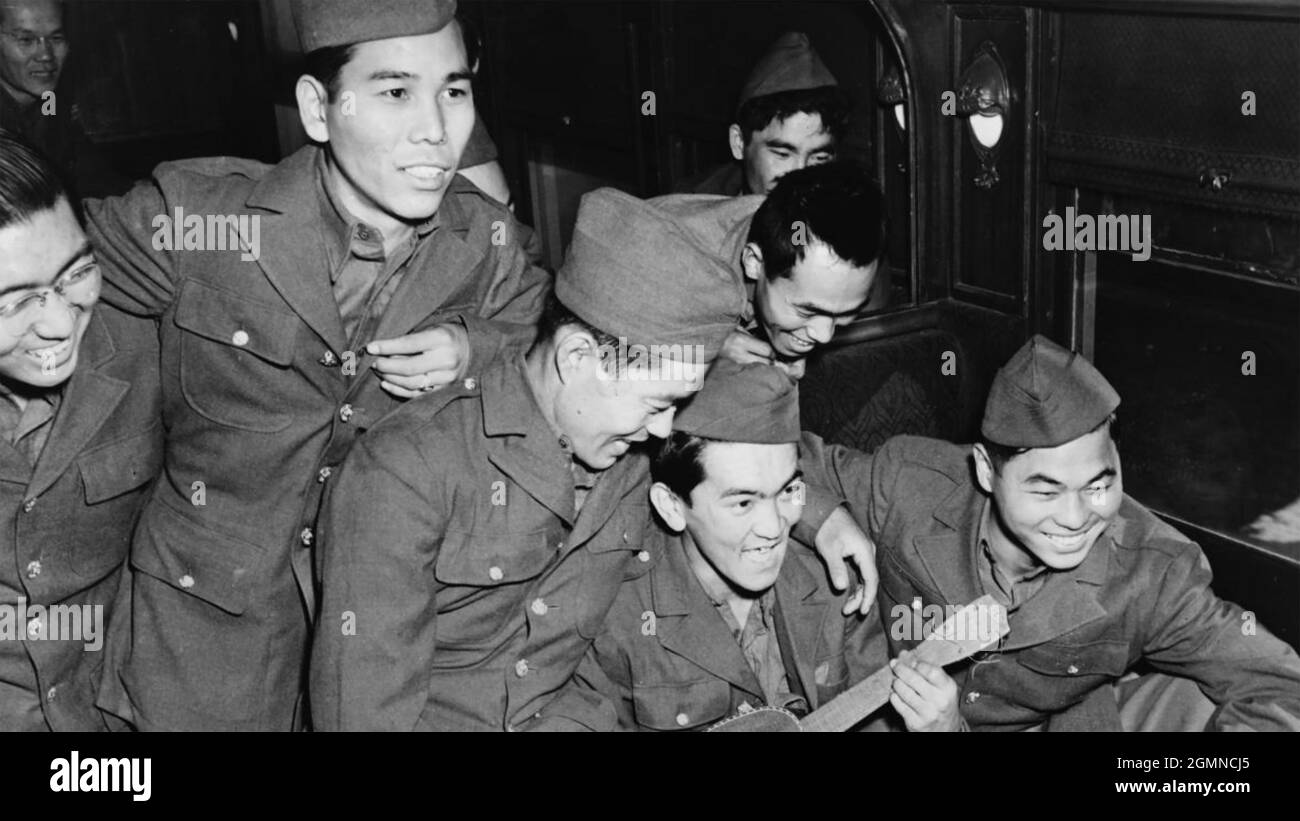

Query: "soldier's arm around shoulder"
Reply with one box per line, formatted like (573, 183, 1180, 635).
(310, 416, 452, 731)
(1139, 527, 1300, 730)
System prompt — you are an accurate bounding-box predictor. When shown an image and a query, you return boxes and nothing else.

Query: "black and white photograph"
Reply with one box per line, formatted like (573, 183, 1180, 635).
(0, 0, 1296, 802)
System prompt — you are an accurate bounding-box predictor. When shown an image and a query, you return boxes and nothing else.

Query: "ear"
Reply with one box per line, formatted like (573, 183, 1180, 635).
(650, 482, 687, 533)
(728, 124, 745, 162)
(552, 326, 601, 386)
(741, 242, 765, 283)
(972, 444, 996, 495)
(296, 75, 331, 144)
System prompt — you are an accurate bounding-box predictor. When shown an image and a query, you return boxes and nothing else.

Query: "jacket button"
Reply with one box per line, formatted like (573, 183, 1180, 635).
(530, 598, 548, 616)
(47, 686, 57, 702)
(965, 691, 981, 704)
(22, 498, 35, 513)
(675, 713, 689, 727)
(179, 574, 195, 589)
(514, 659, 529, 677)
(318, 466, 333, 483)
(622, 531, 630, 543)
(26, 617, 41, 638)
(319, 351, 338, 367)
(488, 566, 504, 581)
(1066, 664, 1080, 675)
(339, 404, 354, 422)
(300, 527, 314, 546)
(231, 330, 249, 347)
(25, 560, 41, 579)
(463, 377, 477, 390)
(637, 550, 650, 563)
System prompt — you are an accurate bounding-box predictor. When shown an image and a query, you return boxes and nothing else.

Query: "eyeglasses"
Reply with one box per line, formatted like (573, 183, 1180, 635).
(0, 262, 100, 326)
(0, 29, 68, 54)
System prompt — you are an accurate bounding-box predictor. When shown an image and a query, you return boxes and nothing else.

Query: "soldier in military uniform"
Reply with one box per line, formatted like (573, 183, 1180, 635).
(530, 360, 897, 731)
(81, 0, 548, 730)
(656, 162, 885, 379)
(804, 335, 1300, 730)
(0, 131, 160, 731)
(310, 188, 879, 731)
(676, 31, 849, 197)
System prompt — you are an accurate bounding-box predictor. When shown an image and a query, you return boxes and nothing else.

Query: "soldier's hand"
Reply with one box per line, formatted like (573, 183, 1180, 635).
(813, 506, 878, 616)
(774, 357, 806, 380)
(368, 323, 469, 399)
(889, 651, 961, 732)
(720, 329, 775, 365)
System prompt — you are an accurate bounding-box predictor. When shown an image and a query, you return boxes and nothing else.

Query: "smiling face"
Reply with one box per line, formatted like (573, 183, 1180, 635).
(746, 239, 876, 360)
(297, 23, 475, 238)
(730, 112, 835, 195)
(549, 331, 708, 471)
(655, 441, 803, 595)
(0, 198, 99, 390)
(0, 0, 66, 104)
(973, 426, 1123, 572)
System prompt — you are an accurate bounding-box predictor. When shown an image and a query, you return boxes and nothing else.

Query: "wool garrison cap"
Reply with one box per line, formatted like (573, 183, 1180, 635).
(738, 32, 838, 110)
(674, 359, 800, 444)
(981, 335, 1121, 449)
(292, 0, 457, 53)
(555, 188, 747, 362)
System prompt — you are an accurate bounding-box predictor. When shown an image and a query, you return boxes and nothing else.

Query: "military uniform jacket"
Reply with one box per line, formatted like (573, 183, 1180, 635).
(0, 307, 162, 731)
(532, 525, 887, 731)
(310, 353, 658, 731)
(82, 144, 549, 730)
(807, 434, 1300, 731)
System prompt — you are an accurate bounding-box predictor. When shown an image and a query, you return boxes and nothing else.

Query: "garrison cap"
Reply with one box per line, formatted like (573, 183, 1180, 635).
(674, 359, 800, 444)
(292, 0, 457, 53)
(738, 31, 838, 111)
(981, 335, 1121, 449)
(555, 188, 747, 363)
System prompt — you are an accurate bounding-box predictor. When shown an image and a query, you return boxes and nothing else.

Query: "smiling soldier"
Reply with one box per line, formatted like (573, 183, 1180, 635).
(0, 131, 160, 731)
(804, 335, 1300, 730)
(529, 359, 893, 732)
(81, 0, 549, 730)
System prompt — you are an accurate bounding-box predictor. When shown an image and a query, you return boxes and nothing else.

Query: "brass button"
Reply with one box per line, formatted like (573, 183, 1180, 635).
(25, 560, 41, 579)
(675, 713, 689, 727)
(637, 550, 650, 563)
(514, 659, 529, 678)
(300, 527, 314, 546)
(179, 574, 195, 589)
(231, 330, 249, 347)
(22, 498, 35, 513)
(488, 566, 504, 581)
(317, 466, 333, 483)
(319, 351, 338, 367)
(26, 618, 41, 638)
(463, 377, 477, 390)
(339, 404, 354, 423)
(1067, 664, 1080, 675)
(965, 691, 981, 704)
(46, 686, 57, 702)
(530, 598, 548, 616)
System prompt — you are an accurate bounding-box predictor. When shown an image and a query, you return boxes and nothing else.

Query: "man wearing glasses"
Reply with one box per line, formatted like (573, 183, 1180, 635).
(0, 129, 161, 731)
(0, 1, 123, 197)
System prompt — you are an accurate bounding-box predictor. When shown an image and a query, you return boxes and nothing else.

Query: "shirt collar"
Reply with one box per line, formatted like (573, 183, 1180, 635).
(978, 498, 1049, 585)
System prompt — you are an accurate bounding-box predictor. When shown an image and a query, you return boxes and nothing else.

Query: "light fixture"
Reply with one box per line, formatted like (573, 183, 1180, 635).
(878, 63, 905, 132)
(956, 41, 1011, 188)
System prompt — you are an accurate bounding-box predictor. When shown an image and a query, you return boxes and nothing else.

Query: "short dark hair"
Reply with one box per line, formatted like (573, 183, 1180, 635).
(747, 161, 886, 281)
(651, 431, 710, 506)
(0, 129, 70, 231)
(737, 85, 850, 144)
(301, 14, 481, 104)
(982, 414, 1120, 474)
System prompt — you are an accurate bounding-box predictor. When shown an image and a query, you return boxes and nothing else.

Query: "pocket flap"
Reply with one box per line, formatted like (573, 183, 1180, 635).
(632, 678, 734, 730)
(1018, 639, 1130, 677)
(174, 279, 297, 367)
(79, 428, 162, 504)
(434, 528, 555, 586)
(131, 501, 265, 615)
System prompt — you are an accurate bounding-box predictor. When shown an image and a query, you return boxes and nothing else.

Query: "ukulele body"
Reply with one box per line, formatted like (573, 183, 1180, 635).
(706, 706, 803, 732)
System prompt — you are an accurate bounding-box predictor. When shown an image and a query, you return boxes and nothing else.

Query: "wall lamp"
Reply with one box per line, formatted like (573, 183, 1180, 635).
(956, 41, 1011, 188)
(878, 63, 905, 132)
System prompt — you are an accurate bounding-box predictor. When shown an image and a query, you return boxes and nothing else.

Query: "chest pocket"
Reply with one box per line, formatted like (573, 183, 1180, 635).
(632, 678, 734, 731)
(432, 528, 557, 650)
(173, 279, 299, 433)
(69, 427, 163, 578)
(1016, 639, 1130, 711)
